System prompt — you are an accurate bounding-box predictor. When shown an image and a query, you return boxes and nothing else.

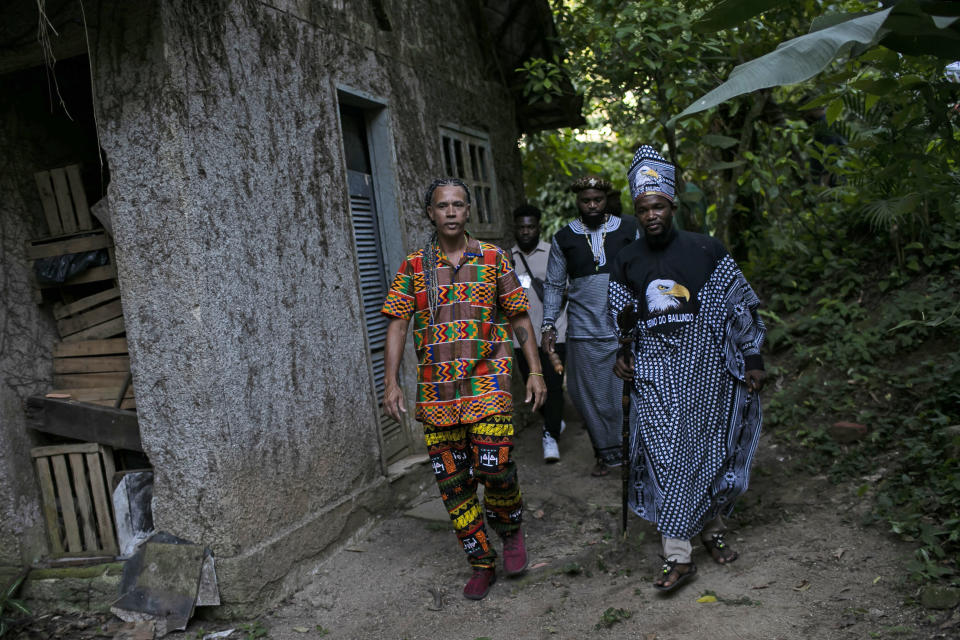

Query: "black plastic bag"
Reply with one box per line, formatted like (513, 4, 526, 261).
(34, 249, 109, 284)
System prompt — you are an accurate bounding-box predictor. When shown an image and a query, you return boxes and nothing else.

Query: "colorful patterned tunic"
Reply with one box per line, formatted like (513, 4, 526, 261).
(381, 234, 529, 426)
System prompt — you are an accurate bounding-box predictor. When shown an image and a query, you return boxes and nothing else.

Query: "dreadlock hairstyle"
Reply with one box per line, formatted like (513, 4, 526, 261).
(422, 177, 472, 325)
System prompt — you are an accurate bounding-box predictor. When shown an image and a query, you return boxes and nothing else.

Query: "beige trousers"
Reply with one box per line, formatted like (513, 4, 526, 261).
(661, 515, 727, 563)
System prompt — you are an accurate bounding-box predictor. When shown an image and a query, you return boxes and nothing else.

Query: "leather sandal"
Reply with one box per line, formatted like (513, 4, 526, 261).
(653, 559, 697, 592)
(702, 532, 739, 564)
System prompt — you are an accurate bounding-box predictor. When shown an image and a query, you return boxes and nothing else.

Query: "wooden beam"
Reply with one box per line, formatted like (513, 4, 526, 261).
(50, 168, 76, 233)
(34, 171, 62, 235)
(34, 457, 65, 555)
(54, 288, 121, 320)
(50, 455, 82, 552)
(65, 165, 92, 230)
(53, 355, 130, 375)
(49, 387, 134, 403)
(86, 451, 118, 555)
(26, 396, 142, 452)
(57, 300, 124, 338)
(53, 371, 130, 389)
(53, 338, 128, 358)
(27, 232, 112, 260)
(62, 316, 126, 343)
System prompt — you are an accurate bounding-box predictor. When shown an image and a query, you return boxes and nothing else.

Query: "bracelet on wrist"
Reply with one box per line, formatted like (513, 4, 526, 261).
(541, 324, 556, 333)
(529, 372, 544, 377)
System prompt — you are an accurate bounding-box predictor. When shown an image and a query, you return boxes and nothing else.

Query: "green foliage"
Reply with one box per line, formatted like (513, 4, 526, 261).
(518, 0, 960, 589)
(517, 57, 565, 105)
(0, 570, 30, 638)
(521, 129, 632, 237)
(238, 620, 268, 639)
(761, 223, 960, 585)
(677, 1, 960, 121)
(595, 607, 632, 630)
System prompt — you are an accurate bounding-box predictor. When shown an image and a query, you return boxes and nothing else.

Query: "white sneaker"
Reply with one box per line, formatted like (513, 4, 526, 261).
(542, 432, 560, 463)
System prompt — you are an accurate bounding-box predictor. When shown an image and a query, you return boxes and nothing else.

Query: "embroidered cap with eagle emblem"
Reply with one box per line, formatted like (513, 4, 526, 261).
(628, 145, 676, 202)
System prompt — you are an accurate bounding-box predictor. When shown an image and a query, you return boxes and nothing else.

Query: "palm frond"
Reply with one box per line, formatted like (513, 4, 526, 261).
(859, 193, 923, 231)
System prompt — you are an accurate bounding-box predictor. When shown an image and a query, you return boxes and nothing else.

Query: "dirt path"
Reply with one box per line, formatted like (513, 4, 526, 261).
(196, 411, 945, 640)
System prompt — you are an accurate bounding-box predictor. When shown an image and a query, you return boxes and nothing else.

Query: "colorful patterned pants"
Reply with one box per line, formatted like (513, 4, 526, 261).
(424, 412, 523, 569)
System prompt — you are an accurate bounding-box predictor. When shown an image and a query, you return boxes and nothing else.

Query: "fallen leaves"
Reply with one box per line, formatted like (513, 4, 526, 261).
(793, 580, 811, 592)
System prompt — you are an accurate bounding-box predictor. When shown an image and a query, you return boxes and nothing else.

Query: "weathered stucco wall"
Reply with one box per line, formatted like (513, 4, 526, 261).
(89, 0, 524, 607)
(0, 66, 82, 565)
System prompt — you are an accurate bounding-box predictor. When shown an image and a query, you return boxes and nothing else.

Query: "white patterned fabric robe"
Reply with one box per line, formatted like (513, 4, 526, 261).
(607, 229, 766, 539)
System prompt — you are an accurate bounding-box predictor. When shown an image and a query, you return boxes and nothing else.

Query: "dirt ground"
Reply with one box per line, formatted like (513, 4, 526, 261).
(11, 410, 958, 640)
(184, 411, 955, 640)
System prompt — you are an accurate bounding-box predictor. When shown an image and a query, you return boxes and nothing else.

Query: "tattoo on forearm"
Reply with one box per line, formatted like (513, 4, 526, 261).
(516, 326, 528, 346)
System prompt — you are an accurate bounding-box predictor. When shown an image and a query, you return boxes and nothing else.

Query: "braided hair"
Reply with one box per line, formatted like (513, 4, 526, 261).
(423, 177, 471, 221)
(422, 178, 471, 324)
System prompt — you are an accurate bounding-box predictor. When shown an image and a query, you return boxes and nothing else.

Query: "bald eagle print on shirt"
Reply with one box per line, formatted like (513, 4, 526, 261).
(645, 279, 691, 312)
(644, 278, 697, 333)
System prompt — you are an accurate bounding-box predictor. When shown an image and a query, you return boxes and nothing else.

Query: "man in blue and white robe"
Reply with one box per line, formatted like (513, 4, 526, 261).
(608, 146, 767, 591)
(541, 176, 638, 475)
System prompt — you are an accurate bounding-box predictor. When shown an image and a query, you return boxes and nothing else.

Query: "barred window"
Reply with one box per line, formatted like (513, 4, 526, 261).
(439, 125, 498, 229)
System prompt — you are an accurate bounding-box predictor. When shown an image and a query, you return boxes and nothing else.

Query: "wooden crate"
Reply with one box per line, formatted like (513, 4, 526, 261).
(26, 228, 118, 304)
(52, 287, 125, 342)
(34, 165, 93, 236)
(32, 443, 119, 557)
(49, 338, 135, 410)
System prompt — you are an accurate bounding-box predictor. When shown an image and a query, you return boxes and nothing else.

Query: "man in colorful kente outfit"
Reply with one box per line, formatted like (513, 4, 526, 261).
(382, 178, 546, 601)
(541, 175, 638, 477)
(608, 145, 767, 592)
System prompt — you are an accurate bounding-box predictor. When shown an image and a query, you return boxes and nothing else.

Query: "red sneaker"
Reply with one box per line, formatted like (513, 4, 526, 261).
(502, 529, 528, 576)
(463, 567, 496, 600)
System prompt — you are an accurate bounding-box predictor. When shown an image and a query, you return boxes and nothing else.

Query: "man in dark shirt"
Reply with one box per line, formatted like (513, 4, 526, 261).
(609, 146, 766, 592)
(541, 176, 638, 476)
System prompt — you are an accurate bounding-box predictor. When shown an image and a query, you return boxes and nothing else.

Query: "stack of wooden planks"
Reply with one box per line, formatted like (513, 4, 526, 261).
(28, 164, 134, 410)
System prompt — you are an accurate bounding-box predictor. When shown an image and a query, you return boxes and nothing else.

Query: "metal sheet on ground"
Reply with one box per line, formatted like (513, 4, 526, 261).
(112, 535, 206, 632)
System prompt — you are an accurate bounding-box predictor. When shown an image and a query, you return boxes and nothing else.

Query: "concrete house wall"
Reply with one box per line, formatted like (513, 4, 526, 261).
(0, 0, 530, 608)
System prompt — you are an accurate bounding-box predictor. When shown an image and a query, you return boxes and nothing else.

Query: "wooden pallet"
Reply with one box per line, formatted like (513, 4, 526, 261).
(26, 228, 118, 304)
(51, 287, 126, 342)
(34, 165, 93, 236)
(49, 338, 135, 410)
(32, 443, 118, 557)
